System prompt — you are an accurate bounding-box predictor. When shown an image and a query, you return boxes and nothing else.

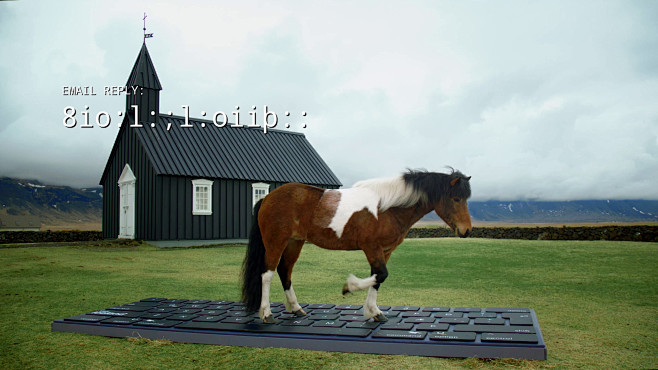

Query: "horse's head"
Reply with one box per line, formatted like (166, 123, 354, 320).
(434, 174, 472, 238)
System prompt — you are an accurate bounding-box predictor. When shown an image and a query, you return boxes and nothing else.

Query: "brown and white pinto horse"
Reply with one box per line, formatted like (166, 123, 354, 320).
(241, 169, 472, 323)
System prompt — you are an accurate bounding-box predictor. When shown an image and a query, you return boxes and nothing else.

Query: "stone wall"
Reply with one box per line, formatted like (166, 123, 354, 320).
(2, 226, 656, 244)
(0, 230, 103, 244)
(406, 225, 658, 242)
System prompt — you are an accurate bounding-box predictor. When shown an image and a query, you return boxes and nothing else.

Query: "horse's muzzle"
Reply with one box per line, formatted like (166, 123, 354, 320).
(457, 229, 471, 238)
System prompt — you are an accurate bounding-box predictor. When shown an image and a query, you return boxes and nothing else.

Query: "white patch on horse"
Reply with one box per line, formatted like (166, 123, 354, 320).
(345, 273, 377, 293)
(354, 175, 426, 212)
(328, 187, 379, 238)
(259, 270, 274, 320)
(284, 285, 302, 312)
(363, 286, 383, 319)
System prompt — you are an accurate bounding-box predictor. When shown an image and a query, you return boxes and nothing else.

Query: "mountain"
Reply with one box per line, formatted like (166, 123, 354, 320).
(0, 177, 102, 230)
(2, 176, 657, 230)
(423, 199, 658, 223)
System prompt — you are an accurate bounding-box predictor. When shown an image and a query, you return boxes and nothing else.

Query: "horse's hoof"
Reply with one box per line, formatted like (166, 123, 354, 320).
(342, 284, 351, 295)
(262, 315, 276, 324)
(293, 309, 306, 317)
(373, 313, 388, 322)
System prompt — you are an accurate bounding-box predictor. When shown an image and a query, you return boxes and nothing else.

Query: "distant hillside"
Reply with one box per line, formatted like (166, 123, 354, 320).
(0, 177, 102, 230)
(2, 176, 657, 230)
(423, 200, 658, 223)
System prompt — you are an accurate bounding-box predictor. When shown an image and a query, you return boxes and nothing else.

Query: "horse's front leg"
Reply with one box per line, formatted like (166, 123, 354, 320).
(342, 249, 389, 321)
(364, 262, 388, 321)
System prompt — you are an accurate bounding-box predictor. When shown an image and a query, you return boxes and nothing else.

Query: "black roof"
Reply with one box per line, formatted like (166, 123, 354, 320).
(100, 115, 342, 187)
(126, 42, 162, 90)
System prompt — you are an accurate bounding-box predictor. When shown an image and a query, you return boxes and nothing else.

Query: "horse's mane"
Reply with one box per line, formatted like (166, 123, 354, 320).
(353, 169, 471, 211)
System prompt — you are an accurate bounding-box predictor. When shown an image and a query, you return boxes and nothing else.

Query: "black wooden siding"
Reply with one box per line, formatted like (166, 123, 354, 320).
(150, 177, 290, 240)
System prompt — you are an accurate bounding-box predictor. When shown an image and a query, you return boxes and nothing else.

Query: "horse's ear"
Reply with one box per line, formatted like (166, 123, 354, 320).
(465, 176, 471, 181)
(450, 177, 460, 187)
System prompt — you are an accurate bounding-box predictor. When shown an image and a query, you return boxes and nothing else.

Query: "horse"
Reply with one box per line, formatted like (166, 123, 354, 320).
(241, 169, 472, 323)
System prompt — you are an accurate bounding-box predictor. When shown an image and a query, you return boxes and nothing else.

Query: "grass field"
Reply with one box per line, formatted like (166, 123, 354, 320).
(1, 238, 656, 369)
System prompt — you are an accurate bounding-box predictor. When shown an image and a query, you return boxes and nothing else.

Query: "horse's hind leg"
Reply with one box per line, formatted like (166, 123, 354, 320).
(277, 239, 306, 316)
(260, 238, 288, 323)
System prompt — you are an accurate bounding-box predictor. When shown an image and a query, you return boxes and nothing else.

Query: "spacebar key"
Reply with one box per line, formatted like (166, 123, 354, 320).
(177, 321, 372, 337)
(272, 325, 372, 337)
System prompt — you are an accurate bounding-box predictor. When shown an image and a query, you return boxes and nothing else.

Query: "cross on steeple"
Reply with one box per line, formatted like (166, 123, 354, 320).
(143, 12, 154, 41)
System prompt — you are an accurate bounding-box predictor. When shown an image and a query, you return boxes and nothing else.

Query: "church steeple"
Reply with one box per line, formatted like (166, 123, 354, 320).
(126, 42, 162, 124)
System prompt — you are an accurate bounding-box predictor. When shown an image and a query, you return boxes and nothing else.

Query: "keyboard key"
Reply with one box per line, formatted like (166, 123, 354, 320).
(193, 316, 223, 322)
(149, 307, 177, 313)
(181, 304, 208, 310)
(312, 320, 346, 328)
(380, 322, 414, 330)
(200, 310, 223, 316)
(403, 317, 435, 323)
(174, 309, 201, 315)
(435, 312, 463, 318)
(422, 306, 450, 312)
(415, 323, 449, 331)
(439, 317, 469, 324)
(335, 304, 362, 310)
(400, 311, 431, 317)
(382, 311, 400, 318)
(225, 311, 249, 317)
(485, 307, 530, 313)
(453, 325, 536, 334)
(308, 309, 339, 315)
(468, 313, 497, 318)
(391, 306, 420, 311)
(372, 330, 426, 340)
(454, 307, 481, 312)
(64, 314, 110, 322)
(309, 314, 340, 320)
(140, 312, 172, 320)
(280, 319, 314, 326)
(306, 304, 335, 309)
(89, 310, 142, 318)
(481, 333, 538, 343)
(167, 314, 198, 321)
(221, 316, 254, 324)
(107, 305, 150, 312)
(429, 331, 476, 341)
(473, 318, 505, 325)
(346, 321, 381, 329)
(504, 313, 534, 326)
(101, 317, 140, 325)
(134, 319, 182, 328)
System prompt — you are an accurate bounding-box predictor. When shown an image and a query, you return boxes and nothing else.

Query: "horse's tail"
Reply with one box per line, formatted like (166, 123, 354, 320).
(241, 198, 266, 313)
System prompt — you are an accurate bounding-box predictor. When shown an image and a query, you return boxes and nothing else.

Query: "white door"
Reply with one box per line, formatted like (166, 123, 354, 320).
(118, 164, 136, 239)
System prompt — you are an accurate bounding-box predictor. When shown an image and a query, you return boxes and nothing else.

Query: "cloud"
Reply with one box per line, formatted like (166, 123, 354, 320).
(0, 0, 656, 200)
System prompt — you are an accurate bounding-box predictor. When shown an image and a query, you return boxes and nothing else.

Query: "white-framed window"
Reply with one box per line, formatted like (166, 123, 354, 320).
(252, 182, 270, 208)
(192, 179, 213, 215)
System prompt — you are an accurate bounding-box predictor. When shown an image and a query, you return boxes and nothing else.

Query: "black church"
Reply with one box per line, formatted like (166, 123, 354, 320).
(99, 42, 341, 241)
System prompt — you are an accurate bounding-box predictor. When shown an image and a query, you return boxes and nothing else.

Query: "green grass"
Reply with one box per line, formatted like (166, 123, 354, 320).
(1, 238, 656, 369)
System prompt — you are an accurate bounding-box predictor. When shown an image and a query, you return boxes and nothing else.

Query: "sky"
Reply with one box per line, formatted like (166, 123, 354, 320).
(1, 0, 657, 201)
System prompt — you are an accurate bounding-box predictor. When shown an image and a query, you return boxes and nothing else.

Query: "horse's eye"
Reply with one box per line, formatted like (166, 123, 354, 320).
(453, 197, 461, 203)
